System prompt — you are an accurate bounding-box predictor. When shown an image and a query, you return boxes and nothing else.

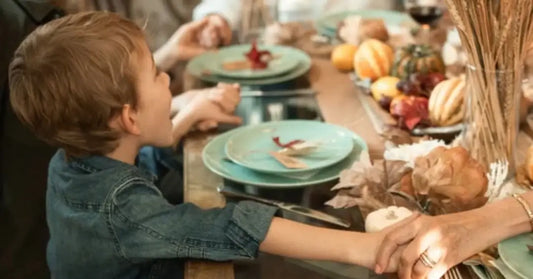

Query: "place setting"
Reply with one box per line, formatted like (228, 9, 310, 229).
(202, 120, 367, 188)
(186, 42, 312, 87)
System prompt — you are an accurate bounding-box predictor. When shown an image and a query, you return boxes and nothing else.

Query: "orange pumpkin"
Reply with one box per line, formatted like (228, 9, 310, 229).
(354, 39, 394, 81)
(331, 44, 358, 71)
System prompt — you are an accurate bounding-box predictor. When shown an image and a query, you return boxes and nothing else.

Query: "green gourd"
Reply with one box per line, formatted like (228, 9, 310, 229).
(391, 44, 445, 79)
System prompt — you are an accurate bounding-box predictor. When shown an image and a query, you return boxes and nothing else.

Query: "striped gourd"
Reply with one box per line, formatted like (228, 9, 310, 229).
(353, 39, 394, 81)
(428, 77, 465, 126)
(391, 44, 445, 80)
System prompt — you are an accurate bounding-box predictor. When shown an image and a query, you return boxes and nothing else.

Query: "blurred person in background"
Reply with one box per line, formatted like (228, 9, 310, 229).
(0, 1, 234, 278)
(194, 0, 401, 34)
(1, 2, 64, 278)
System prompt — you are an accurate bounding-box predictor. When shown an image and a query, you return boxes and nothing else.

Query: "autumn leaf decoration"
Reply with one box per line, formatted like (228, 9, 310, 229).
(325, 151, 413, 211)
(326, 147, 489, 215)
(245, 41, 272, 69)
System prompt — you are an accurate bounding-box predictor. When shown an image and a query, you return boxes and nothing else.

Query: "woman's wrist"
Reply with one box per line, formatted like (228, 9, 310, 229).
(471, 193, 533, 245)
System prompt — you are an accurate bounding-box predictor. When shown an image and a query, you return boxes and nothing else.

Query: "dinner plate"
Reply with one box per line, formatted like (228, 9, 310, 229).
(316, 9, 414, 37)
(225, 121, 354, 174)
(207, 45, 300, 79)
(202, 126, 367, 188)
(187, 45, 311, 86)
(498, 233, 533, 278)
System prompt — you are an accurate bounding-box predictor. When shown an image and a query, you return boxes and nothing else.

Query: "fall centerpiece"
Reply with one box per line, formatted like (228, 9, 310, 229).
(326, 144, 488, 216)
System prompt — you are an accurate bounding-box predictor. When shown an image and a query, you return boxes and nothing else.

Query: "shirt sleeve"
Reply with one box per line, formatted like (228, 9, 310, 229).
(192, 0, 242, 29)
(110, 182, 278, 263)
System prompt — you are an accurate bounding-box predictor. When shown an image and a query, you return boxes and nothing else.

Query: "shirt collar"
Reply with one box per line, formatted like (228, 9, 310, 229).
(64, 149, 157, 182)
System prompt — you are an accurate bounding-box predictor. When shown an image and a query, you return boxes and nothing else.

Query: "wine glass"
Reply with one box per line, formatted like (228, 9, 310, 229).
(404, 0, 445, 45)
(238, 0, 278, 43)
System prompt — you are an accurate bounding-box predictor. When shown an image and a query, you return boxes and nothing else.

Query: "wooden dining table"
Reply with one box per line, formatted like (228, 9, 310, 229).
(180, 55, 390, 279)
(179, 42, 533, 279)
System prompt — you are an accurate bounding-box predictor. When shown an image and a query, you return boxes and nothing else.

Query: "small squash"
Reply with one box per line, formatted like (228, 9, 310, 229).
(370, 76, 402, 102)
(353, 39, 394, 81)
(428, 77, 465, 126)
(391, 44, 445, 80)
(364, 206, 413, 233)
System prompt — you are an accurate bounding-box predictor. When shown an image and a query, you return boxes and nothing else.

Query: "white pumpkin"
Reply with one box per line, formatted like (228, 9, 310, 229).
(364, 206, 413, 233)
(428, 77, 465, 126)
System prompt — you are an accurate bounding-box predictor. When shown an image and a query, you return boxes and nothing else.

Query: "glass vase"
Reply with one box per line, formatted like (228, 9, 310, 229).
(460, 65, 522, 175)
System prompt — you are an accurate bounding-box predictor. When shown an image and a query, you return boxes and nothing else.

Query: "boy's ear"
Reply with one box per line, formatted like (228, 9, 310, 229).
(119, 104, 141, 136)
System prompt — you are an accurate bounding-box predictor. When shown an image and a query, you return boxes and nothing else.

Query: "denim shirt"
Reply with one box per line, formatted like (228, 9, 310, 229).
(46, 149, 277, 279)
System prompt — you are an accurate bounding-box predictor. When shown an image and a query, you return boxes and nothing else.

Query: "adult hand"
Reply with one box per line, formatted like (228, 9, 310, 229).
(206, 83, 240, 113)
(369, 212, 421, 273)
(170, 82, 239, 113)
(178, 90, 242, 130)
(169, 18, 211, 61)
(197, 14, 232, 48)
(154, 18, 209, 70)
(170, 83, 241, 131)
(194, 82, 240, 131)
(375, 212, 492, 279)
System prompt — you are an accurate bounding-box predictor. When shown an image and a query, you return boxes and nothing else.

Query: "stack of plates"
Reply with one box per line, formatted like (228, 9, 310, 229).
(315, 9, 414, 38)
(202, 120, 367, 188)
(494, 233, 533, 278)
(186, 44, 312, 86)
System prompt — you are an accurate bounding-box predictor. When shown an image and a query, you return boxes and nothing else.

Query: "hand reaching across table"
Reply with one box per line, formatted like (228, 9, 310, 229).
(374, 191, 533, 279)
(154, 16, 232, 71)
(171, 83, 242, 144)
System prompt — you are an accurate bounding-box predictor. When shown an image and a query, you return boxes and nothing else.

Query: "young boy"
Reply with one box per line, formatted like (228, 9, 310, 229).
(8, 12, 410, 279)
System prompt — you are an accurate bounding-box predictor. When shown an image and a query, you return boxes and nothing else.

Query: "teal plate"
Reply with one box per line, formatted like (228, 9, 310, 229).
(202, 126, 367, 188)
(225, 121, 354, 174)
(498, 233, 533, 278)
(187, 46, 311, 86)
(316, 9, 414, 36)
(208, 45, 299, 79)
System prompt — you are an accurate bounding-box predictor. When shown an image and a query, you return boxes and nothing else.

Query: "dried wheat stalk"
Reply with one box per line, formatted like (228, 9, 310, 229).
(445, 0, 533, 174)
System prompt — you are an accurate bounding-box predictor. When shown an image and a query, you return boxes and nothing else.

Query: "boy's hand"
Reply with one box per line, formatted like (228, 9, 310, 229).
(206, 83, 240, 113)
(371, 232, 406, 273)
(171, 82, 239, 114)
(197, 14, 232, 48)
(170, 83, 241, 131)
(181, 91, 242, 127)
(193, 83, 241, 131)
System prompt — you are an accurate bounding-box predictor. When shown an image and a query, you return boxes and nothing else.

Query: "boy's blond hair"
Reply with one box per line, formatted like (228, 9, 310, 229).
(9, 11, 145, 157)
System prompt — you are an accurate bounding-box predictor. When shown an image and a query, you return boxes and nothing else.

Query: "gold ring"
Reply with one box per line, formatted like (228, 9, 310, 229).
(419, 251, 438, 268)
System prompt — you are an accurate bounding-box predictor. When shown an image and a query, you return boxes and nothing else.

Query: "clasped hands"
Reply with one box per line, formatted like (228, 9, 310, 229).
(375, 211, 491, 279)
(171, 83, 242, 132)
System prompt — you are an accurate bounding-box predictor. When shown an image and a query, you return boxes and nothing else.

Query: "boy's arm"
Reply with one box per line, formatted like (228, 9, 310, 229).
(112, 182, 409, 270)
(170, 107, 196, 145)
(112, 184, 278, 262)
(261, 215, 417, 272)
(260, 217, 380, 269)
